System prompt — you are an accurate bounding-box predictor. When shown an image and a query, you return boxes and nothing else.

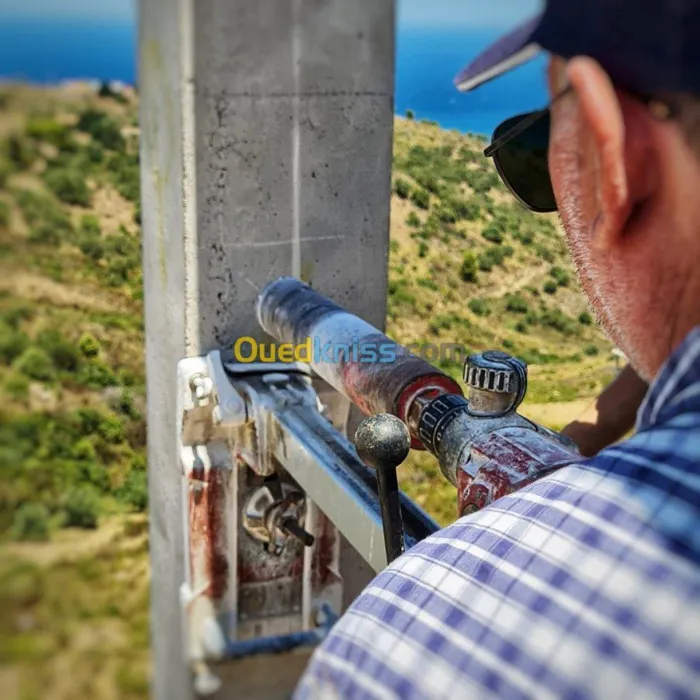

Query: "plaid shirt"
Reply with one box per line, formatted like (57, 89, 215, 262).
(296, 327, 700, 699)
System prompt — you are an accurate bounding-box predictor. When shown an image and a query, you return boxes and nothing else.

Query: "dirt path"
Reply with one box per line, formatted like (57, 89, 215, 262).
(520, 398, 591, 430)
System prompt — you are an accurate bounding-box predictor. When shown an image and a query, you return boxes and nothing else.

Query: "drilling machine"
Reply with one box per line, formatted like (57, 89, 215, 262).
(177, 276, 580, 693)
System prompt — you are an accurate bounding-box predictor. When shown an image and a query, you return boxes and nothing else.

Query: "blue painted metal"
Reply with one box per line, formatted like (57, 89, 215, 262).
(221, 605, 338, 661)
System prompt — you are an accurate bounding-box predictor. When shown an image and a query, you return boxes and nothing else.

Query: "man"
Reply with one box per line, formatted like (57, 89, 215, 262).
(296, 0, 700, 697)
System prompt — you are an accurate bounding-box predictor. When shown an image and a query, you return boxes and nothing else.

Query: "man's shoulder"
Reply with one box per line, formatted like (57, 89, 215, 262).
(297, 451, 700, 700)
(408, 419, 700, 577)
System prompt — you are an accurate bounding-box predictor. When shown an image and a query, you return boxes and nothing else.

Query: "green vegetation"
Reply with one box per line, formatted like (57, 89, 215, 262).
(549, 265, 570, 288)
(505, 294, 529, 314)
(468, 298, 490, 317)
(410, 187, 430, 210)
(543, 279, 558, 295)
(406, 211, 421, 227)
(44, 167, 91, 206)
(394, 177, 410, 199)
(10, 503, 50, 541)
(76, 108, 125, 151)
(460, 251, 478, 282)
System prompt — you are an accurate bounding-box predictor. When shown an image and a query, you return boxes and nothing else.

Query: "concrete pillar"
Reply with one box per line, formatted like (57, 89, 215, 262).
(139, 1, 395, 698)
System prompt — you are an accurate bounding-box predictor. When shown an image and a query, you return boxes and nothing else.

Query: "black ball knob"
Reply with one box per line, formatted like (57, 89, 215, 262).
(355, 413, 411, 471)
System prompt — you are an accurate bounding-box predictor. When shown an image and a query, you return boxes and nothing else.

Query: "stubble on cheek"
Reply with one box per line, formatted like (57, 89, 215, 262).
(549, 109, 627, 351)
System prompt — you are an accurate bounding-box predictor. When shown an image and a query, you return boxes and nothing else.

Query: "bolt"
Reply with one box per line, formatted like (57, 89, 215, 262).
(280, 517, 315, 547)
(190, 375, 214, 401)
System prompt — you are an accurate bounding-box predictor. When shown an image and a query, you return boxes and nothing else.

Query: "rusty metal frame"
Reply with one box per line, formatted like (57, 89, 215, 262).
(176, 351, 438, 691)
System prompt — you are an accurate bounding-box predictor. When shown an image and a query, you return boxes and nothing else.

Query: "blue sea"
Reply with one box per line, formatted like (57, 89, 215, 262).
(0, 18, 547, 137)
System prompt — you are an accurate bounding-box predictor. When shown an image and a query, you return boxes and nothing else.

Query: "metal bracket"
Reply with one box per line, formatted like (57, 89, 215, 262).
(177, 350, 439, 690)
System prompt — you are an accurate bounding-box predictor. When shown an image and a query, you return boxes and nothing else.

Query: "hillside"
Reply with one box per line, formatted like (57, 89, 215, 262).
(0, 85, 614, 698)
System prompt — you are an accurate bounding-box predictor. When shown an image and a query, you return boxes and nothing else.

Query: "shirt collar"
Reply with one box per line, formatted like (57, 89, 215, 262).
(636, 325, 700, 431)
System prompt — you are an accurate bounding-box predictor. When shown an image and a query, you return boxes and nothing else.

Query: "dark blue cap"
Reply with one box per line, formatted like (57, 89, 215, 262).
(455, 0, 700, 97)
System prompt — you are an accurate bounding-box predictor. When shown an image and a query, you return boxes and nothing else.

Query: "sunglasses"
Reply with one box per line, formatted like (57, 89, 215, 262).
(483, 86, 676, 214)
(483, 87, 572, 214)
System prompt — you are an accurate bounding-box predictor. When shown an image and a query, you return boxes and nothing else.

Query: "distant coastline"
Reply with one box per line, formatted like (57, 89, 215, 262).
(0, 19, 547, 138)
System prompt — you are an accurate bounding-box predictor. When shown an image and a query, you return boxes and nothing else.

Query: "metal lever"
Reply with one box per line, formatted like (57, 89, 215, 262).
(355, 414, 411, 564)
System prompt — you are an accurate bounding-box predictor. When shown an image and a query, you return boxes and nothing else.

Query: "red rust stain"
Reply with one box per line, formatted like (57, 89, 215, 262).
(314, 513, 338, 585)
(208, 469, 229, 599)
(457, 429, 577, 516)
(187, 468, 230, 600)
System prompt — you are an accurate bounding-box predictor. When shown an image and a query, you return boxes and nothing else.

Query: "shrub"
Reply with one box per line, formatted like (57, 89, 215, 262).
(44, 167, 91, 206)
(436, 206, 457, 224)
(76, 215, 104, 260)
(540, 309, 576, 334)
(98, 81, 128, 104)
(515, 229, 534, 245)
(579, 311, 593, 325)
(25, 116, 71, 148)
(12, 347, 55, 381)
(37, 330, 81, 372)
(468, 298, 490, 317)
(585, 344, 599, 356)
(28, 223, 61, 245)
(0, 322, 29, 363)
(0, 200, 9, 228)
(70, 437, 98, 462)
(481, 226, 503, 244)
(1, 303, 33, 329)
(418, 242, 428, 258)
(62, 486, 100, 529)
(76, 109, 124, 151)
(543, 280, 558, 295)
(394, 178, 410, 199)
(505, 294, 529, 314)
(410, 188, 430, 210)
(449, 197, 480, 222)
(85, 142, 104, 163)
(549, 265, 570, 287)
(514, 321, 529, 334)
(428, 314, 456, 335)
(80, 214, 101, 236)
(78, 233, 104, 261)
(11, 503, 50, 541)
(406, 212, 421, 228)
(413, 171, 441, 194)
(98, 412, 125, 443)
(15, 189, 72, 236)
(4, 372, 29, 399)
(118, 470, 148, 512)
(465, 168, 499, 194)
(115, 388, 140, 419)
(460, 252, 478, 283)
(4, 135, 35, 169)
(478, 254, 493, 272)
(535, 244, 555, 262)
(77, 360, 118, 388)
(478, 246, 507, 271)
(406, 109, 415, 120)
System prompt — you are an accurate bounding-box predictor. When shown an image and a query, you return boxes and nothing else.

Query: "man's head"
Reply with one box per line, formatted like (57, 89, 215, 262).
(456, 0, 700, 382)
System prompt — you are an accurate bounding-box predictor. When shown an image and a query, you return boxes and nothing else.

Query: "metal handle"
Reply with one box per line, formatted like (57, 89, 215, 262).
(355, 414, 411, 564)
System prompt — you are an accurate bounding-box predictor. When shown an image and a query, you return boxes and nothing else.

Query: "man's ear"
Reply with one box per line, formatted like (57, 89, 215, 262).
(566, 57, 633, 250)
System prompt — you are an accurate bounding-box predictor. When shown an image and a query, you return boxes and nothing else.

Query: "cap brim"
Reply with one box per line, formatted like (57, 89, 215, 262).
(454, 14, 544, 93)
